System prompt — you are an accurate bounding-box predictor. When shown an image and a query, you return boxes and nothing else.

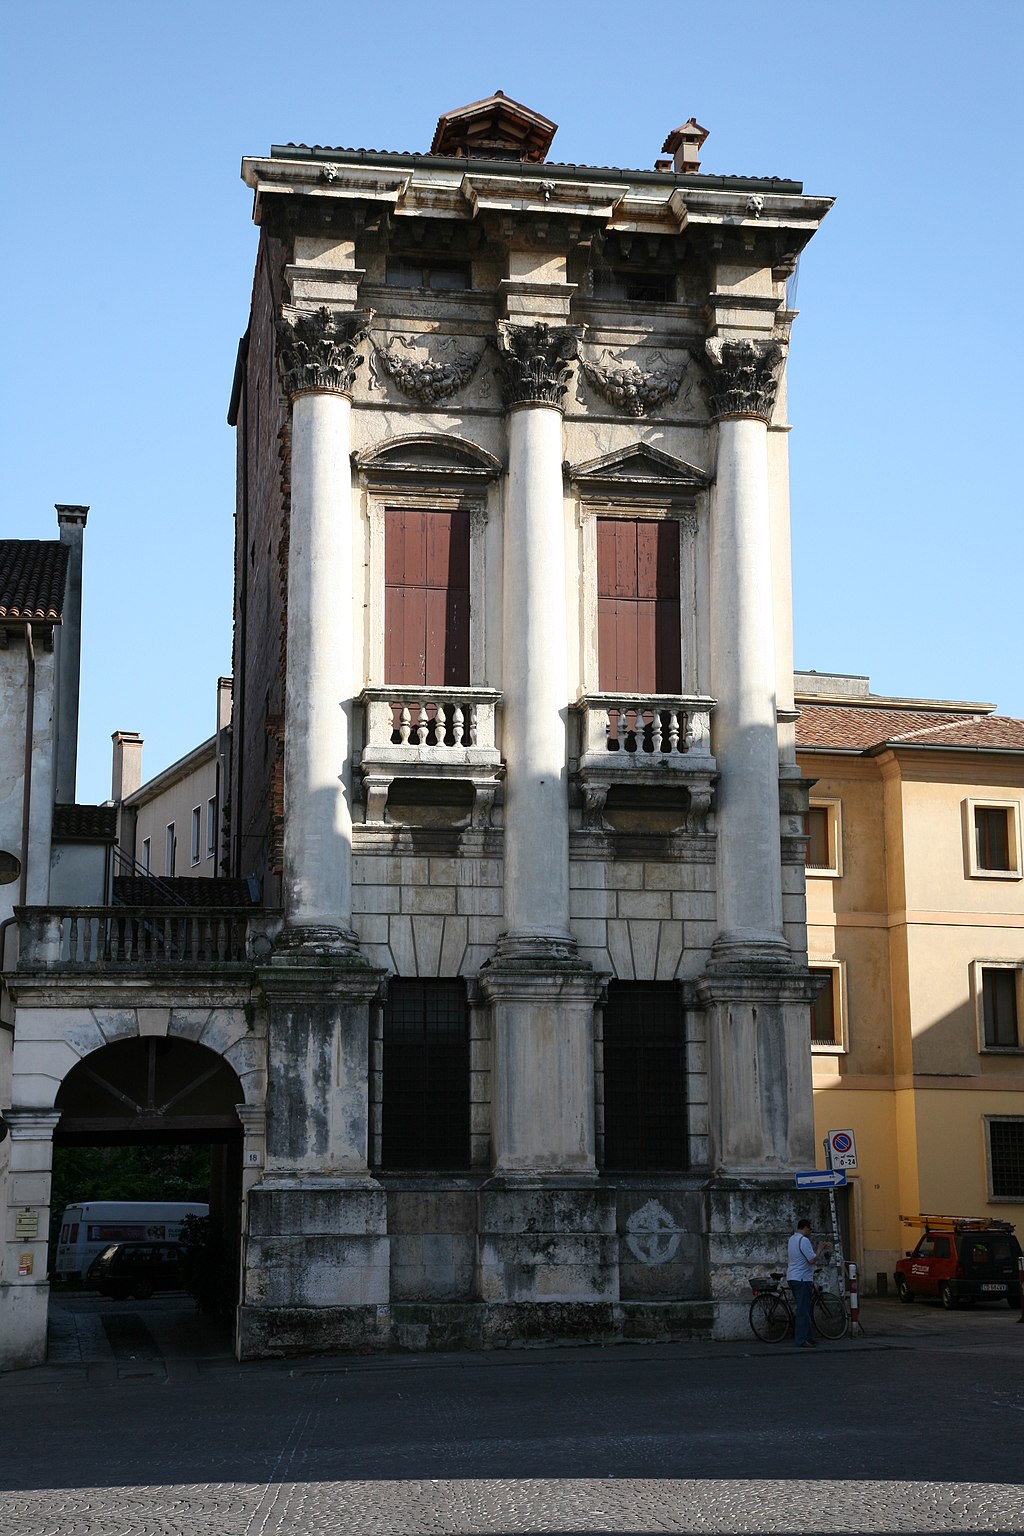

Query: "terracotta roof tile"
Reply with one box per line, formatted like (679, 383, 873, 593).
(796, 704, 1024, 753)
(52, 804, 118, 841)
(112, 877, 259, 908)
(0, 540, 69, 622)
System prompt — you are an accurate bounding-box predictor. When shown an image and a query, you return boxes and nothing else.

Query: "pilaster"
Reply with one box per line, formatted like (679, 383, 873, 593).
(239, 960, 390, 1354)
(0, 1109, 61, 1371)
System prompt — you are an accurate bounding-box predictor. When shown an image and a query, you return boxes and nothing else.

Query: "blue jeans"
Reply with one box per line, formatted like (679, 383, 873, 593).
(791, 1280, 813, 1344)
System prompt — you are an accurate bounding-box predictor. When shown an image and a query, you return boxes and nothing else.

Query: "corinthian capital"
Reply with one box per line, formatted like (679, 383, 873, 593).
(702, 337, 783, 424)
(276, 307, 373, 399)
(496, 321, 585, 410)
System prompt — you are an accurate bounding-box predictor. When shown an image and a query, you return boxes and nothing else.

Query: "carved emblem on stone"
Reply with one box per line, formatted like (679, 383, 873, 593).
(496, 321, 585, 409)
(276, 306, 373, 399)
(371, 335, 484, 405)
(701, 337, 783, 424)
(580, 351, 687, 418)
(625, 1199, 683, 1266)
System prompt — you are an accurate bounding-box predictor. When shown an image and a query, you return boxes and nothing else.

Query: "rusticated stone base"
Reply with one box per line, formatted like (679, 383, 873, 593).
(705, 1179, 833, 1339)
(237, 1298, 714, 1359)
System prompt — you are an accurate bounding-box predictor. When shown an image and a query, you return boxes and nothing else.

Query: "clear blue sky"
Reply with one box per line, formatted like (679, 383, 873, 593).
(3, 1, 1022, 803)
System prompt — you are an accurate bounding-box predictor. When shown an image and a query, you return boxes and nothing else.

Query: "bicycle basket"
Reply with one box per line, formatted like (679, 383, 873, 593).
(749, 1277, 776, 1295)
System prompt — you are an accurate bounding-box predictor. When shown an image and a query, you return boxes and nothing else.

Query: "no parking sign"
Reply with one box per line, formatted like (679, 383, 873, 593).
(827, 1128, 858, 1170)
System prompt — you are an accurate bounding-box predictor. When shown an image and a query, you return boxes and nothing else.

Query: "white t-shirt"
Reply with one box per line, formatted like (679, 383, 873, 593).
(787, 1231, 816, 1282)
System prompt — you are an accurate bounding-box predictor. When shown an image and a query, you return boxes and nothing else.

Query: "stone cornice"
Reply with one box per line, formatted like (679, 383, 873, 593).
(276, 306, 373, 399)
(701, 337, 783, 424)
(496, 321, 585, 409)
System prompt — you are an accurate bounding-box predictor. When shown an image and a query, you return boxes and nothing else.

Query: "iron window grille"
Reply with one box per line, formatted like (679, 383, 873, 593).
(989, 1119, 1024, 1199)
(379, 979, 471, 1170)
(601, 981, 688, 1170)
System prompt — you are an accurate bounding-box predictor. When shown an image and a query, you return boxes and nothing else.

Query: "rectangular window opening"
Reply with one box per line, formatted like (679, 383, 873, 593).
(601, 981, 687, 1171)
(810, 968, 841, 1048)
(386, 260, 470, 292)
(982, 968, 1019, 1049)
(164, 823, 175, 878)
(141, 837, 151, 875)
(384, 507, 471, 688)
(976, 807, 1011, 871)
(592, 271, 671, 303)
(379, 980, 470, 1170)
(206, 796, 217, 861)
(190, 806, 202, 867)
(989, 1120, 1024, 1199)
(597, 518, 681, 695)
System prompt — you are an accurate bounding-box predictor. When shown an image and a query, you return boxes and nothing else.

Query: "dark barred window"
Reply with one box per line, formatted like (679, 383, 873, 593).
(989, 1119, 1024, 1199)
(602, 982, 687, 1170)
(381, 980, 470, 1169)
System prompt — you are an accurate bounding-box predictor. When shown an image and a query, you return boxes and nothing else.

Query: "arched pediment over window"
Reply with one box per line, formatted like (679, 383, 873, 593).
(353, 434, 503, 486)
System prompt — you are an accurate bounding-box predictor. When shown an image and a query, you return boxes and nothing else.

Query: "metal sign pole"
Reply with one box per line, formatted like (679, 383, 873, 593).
(824, 1138, 846, 1296)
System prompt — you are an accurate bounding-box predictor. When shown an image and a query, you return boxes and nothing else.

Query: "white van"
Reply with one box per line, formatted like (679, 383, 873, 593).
(54, 1201, 209, 1281)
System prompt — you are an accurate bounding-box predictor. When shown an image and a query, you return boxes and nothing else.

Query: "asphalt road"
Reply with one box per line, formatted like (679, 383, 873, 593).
(0, 1296, 1021, 1534)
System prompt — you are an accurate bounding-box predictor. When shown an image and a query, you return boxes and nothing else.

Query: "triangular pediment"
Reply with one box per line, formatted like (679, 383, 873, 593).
(565, 442, 710, 493)
(354, 433, 503, 483)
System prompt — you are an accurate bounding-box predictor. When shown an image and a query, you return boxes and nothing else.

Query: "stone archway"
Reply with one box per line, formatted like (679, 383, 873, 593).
(55, 1035, 245, 1139)
(48, 1037, 248, 1351)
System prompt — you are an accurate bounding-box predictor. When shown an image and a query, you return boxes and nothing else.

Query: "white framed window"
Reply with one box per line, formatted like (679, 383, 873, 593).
(963, 798, 1022, 880)
(984, 1116, 1024, 1201)
(141, 837, 151, 874)
(579, 504, 701, 699)
(366, 487, 488, 688)
(809, 961, 847, 1053)
(972, 962, 1024, 1052)
(206, 796, 217, 861)
(190, 806, 202, 867)
(164, 822, 175, 878)
(803, 799, 843, 877)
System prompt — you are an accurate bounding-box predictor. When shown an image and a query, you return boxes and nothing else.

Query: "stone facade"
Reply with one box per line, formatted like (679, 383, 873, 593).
(1, 97, 835, 1368)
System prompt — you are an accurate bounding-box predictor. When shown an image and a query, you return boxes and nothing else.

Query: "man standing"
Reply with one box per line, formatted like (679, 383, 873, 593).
(787, 1218, 822, 1347)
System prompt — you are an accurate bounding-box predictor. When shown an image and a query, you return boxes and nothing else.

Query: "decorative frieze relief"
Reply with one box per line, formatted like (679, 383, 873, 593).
(276, 306, 373, 399)
(579, 351, 688, 418)
(496, 320, 585, 409)
(370, 335, 484, 405)
(701, 337, 783, 424)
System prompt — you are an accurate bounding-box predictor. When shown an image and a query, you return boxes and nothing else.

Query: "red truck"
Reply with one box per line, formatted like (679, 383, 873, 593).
(894, 1215, 1021, 1309)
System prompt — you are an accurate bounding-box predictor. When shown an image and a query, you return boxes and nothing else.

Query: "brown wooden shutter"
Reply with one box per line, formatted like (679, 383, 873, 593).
(385, 509, 470, 685)
(597, 518, 681, 692)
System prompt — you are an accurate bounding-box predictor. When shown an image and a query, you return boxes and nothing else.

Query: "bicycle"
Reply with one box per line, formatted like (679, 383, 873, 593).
(748, 1268, 848, 1342)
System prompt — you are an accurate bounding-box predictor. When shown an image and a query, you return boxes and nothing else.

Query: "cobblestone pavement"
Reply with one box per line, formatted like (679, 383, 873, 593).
(0, 1297, 1021, 1534)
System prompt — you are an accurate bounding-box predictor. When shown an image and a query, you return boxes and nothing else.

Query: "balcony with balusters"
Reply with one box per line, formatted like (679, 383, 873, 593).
(571, 693, 717, 833)
(13, 905, 280, 973)
(358, 686, 504, 826)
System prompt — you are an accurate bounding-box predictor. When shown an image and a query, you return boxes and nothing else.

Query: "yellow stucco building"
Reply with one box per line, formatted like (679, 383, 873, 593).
(796, 672, 1024, 1291)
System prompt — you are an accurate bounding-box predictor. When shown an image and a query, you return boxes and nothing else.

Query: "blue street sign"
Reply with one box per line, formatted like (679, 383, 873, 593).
(794, 1170, 847, 1189)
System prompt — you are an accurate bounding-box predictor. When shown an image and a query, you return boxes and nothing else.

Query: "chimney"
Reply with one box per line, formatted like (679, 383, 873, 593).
(661, 118, 709, 175)
(111, 731, 144, 802)
(217, 676, 233, 734)
(54, 504, 89, 805)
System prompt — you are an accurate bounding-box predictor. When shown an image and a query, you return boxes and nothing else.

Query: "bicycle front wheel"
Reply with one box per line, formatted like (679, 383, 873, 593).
(749, 1292, 789, 1343)
(812, 1290, 848, 1340)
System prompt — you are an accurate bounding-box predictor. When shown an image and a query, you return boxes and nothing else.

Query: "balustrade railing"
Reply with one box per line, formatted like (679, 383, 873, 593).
(576, 695, 715, 765)
(15, 907, 260, 970)
(360, 687, 501, 760)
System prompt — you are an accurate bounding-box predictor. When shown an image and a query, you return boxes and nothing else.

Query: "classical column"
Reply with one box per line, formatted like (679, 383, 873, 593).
(276, 306, 369, 953)
(479, 321, 606, 1198)
(494, 320, 583, 960)
(703, 337, 789, 964)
